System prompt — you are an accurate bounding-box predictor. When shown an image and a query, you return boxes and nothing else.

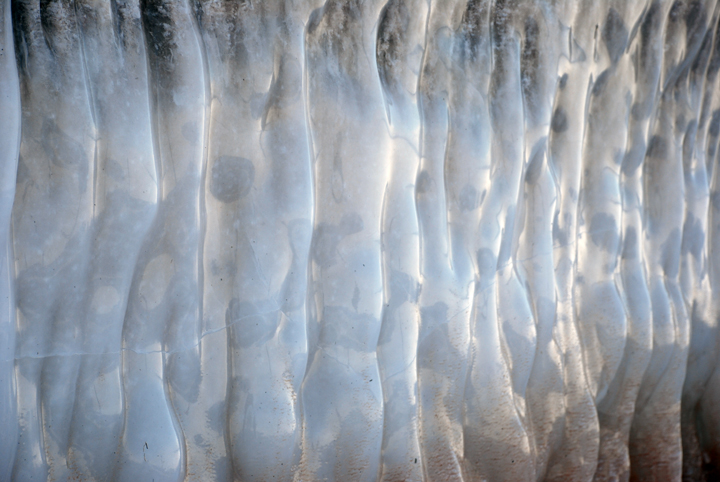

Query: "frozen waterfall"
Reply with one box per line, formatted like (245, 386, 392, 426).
(1, 0, 720, 480)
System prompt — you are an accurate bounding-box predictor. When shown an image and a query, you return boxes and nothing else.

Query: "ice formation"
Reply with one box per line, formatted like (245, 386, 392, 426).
(1, 0, 720, 480)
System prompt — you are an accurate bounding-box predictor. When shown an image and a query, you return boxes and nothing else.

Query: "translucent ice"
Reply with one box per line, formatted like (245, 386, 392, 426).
(2, 0, 720, 481)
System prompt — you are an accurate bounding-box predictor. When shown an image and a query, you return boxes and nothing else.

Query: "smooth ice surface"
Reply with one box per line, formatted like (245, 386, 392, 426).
(2, 0, 720, 481)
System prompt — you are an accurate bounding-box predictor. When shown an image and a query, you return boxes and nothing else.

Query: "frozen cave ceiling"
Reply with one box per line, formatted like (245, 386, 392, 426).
(1, 0, 720, 481)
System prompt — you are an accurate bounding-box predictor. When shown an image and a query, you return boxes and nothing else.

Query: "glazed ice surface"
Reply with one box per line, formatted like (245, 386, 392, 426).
(2, 0, 720, 480)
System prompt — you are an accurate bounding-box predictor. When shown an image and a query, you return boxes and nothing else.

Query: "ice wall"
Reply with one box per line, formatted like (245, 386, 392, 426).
(1, 0, 720, 481)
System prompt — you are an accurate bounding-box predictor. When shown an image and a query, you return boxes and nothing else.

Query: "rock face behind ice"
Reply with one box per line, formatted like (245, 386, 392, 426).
(1, 0, 720, 481)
